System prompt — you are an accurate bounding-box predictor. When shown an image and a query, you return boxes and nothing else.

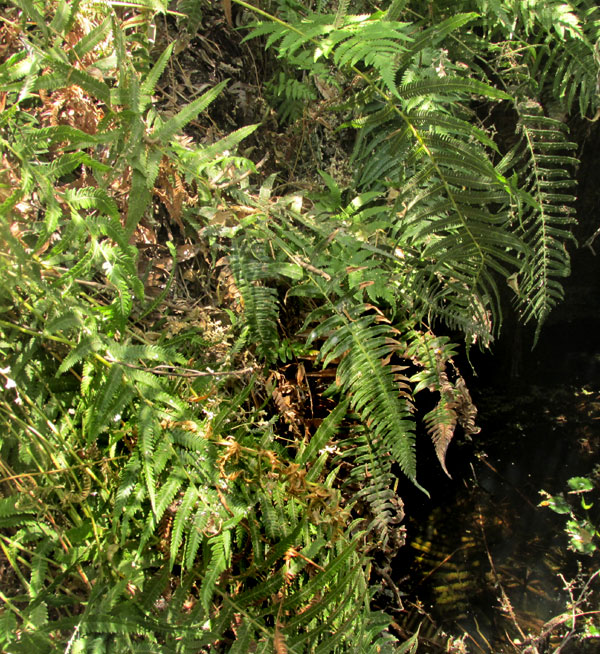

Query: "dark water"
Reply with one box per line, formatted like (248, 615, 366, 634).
(394, 384, 600, 652)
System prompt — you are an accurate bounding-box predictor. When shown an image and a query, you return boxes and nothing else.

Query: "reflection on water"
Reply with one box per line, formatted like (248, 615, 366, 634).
(396, 385, 600, 652)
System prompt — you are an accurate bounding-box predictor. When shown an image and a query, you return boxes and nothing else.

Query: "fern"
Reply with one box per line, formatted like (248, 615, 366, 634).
(311, 305, 417, 481)
(296, 398, 349, 466)
(499, 100, 578, 333)
(267, 70, 317, 122)
(152, 80, 229, 144)
(2, 0, 596, 650)
(138, 404, 159, 512)
(477, 0, 600, 118)
(177, 0, 205, 35)
(229, 247, 281, 362)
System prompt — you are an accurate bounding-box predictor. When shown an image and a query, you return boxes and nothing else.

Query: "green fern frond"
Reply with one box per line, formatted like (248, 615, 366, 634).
(0, 495, 36, 520)
(229, 252, 280, 362)
(296, 399, 349, 466)
(172, 123, 258, 176)
(153, 474, 185, 530)
(309, 305, 417, 482)
(70, 14, 112, 60)
(139, 42, 174, 110)
(63, 186, 120, 221)
(397, 76, 511, 101)
(43, 57, 112, 105)
(138, 405, 159, 513)
(183, 505, 210, 569)
(177, 0, 205, 34)
(503, 100, 578, 332)
(169, 484, 199, 568)
(55, 336, 95, 376)
(200, 531, 231, 610)
(267, 71, 317, 122)
(342, 429, 404, 540)
(152, 80, 228, 144)
(84, 365, 127, 441)
(245, 12, 412, 96)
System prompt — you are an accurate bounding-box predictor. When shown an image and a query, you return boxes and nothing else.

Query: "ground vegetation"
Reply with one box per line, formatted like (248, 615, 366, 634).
(0, 0, 599, 651)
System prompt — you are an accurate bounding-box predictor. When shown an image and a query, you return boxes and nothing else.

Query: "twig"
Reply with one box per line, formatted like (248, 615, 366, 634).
(0, 456, 127, 484)
(288, 254, 332, 281)
(104, 356, 255, 378)
(212, 153, 269, 190)
(583, 226, 600, 254)
(377, 564, 404, 611)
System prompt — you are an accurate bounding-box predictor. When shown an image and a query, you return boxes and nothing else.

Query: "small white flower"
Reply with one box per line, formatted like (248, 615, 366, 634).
(0, 366, 10, 374)
(5, 378, 16, 389)
(102, 260, 113, 274)
(114, 414, 121, 422)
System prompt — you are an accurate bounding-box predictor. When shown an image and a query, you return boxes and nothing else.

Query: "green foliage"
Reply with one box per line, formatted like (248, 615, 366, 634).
(541, 476, 599, 555)
(538, 474, 600, 646)
(501, 100, 577, 333)
(1, 0, 597, 651)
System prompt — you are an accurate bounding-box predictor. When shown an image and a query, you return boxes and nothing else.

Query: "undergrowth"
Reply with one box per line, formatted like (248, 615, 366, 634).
(0, 0, 597, 651)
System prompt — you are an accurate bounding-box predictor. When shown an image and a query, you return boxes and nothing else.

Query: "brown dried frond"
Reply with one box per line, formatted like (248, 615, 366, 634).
(454, 375, 480, 437)
(155, 161, 192, 233)
(38, 84, 104, 135)
(157, 502, 179, 554)
(269, 369, 310, 437)
(273, 623, 287, 654)
(215, 257, 243, 308)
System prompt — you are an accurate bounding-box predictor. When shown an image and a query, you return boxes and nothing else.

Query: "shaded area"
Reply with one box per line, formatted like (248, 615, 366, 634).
(391, 384, 600, 652)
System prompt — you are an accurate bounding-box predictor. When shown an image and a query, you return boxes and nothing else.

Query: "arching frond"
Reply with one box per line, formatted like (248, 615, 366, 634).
(499, 100, 577, 335)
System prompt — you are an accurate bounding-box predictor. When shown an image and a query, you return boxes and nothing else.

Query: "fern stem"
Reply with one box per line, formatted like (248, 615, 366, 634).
(0, 588, 35, 628)
(0, 539, 32, 595)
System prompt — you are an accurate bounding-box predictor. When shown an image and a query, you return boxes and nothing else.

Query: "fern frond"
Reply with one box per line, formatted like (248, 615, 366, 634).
(63, 186, 120, 221)
(138, 405, 159, 513)
(200, 531, 230, 610)
(71, 15, 112, 60)
(503, 100, 578, 332)
(341, 429, 404, 540)
(229, 252, 280, 362)
(84, 365, 129, 441)
(172, 123, 258, 176)
(139, 42, 174, 110)
(177, 0, 205, 34)
(309, 305, 417, 481)
(267, 71, 317, 122)
(43, 57, 112, 105)
(169, 484, 198, 568)
(152, 80, 228, 144)
(296, 399, 349, 466)
(245, 12, 412, 96)
(397, 76, 510, 101)
(0, 495, 36, 520)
